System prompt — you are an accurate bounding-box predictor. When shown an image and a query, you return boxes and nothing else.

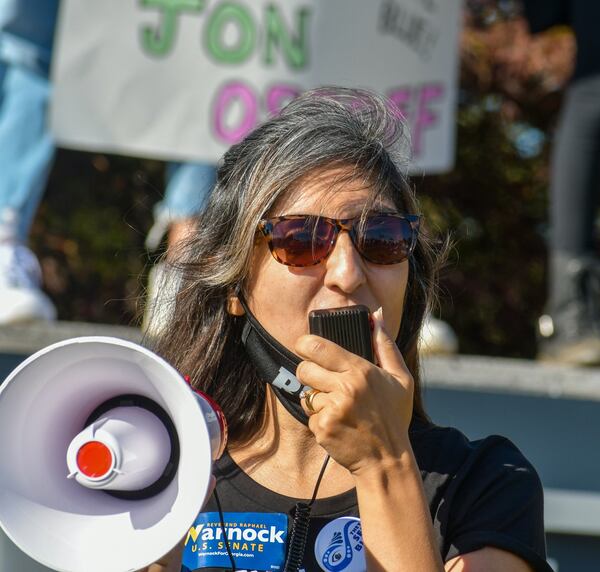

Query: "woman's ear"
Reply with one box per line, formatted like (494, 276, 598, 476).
(227, 295, 245, 316)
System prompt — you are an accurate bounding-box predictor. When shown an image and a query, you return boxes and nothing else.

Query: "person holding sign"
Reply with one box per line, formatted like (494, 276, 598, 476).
(145, 88, 551, 572)
(0, 0, 218, 326)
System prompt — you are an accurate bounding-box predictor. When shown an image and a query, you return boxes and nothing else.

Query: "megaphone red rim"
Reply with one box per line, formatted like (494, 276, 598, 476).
(194, 389, 228, 454)
(182, 376, 228, 457)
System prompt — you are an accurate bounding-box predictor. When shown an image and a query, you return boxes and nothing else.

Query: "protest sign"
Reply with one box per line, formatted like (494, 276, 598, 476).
(51, 0, 461, 173)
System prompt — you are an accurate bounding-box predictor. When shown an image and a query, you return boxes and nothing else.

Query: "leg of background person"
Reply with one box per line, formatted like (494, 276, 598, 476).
(143, 161, 217, 335)
(0, 61, 56, 324)
(163, 161, 214, 258)
(539, 75, 600, 363)
(145, 162, 216, 253)
(551, 77, 600, 258)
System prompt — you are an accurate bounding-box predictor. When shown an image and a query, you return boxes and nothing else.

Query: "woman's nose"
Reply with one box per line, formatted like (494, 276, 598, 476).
(323, 231, 367, 293)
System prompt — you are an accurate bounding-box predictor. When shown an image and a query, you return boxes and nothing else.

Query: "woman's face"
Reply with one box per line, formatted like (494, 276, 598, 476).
(244, 167, 410, 353)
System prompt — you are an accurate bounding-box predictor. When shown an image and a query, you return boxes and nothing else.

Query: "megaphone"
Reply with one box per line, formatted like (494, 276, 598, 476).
(0, 336, 227, 572)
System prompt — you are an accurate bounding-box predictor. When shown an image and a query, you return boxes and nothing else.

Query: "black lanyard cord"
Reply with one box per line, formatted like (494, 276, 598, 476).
(214, 485, 237, 571)
(284, 453, 331, 572)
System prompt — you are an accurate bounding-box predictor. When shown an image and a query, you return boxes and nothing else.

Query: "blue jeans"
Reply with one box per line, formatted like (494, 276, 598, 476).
(162, 162, 217, 220)
(0, 0, 57, 241)
(146, 162, 217, 249)
(0, 61, 53, 241)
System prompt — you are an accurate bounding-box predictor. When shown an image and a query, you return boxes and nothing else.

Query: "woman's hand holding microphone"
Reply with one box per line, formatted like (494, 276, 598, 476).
(295, 307, 415, 476)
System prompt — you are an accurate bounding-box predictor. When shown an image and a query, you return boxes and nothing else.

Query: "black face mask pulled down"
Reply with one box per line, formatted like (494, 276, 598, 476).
(239, 299, 310, 426)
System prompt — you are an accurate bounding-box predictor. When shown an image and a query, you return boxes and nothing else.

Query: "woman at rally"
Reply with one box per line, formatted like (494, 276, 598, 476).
(146, 88, 551, 572)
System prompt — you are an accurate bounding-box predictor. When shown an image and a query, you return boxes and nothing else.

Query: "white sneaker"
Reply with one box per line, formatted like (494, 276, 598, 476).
(419, 315, 459, 355)
(0, 242, 57, 324)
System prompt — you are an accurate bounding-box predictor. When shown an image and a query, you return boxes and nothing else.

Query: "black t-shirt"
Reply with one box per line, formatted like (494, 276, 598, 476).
(182, 419, 552, 572)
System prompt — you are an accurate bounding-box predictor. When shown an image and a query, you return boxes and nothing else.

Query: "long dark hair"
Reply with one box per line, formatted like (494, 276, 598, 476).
(150, 88, 443, 444)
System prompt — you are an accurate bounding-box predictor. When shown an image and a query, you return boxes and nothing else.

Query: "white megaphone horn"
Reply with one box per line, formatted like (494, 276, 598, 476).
(0, 336, 227, 572)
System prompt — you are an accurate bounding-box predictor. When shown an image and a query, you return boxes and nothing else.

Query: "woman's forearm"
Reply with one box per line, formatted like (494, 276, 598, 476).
(354, 446, 444, 572)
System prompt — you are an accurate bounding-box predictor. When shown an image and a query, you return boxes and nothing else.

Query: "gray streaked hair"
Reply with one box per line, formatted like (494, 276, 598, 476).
(151, 87, 440, 443)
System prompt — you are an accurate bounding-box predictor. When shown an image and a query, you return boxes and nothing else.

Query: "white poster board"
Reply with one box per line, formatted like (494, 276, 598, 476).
(51, 0, 461, 173)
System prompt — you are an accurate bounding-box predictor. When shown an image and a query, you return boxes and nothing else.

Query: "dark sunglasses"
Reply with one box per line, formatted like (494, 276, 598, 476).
(258, 213, 421, 267)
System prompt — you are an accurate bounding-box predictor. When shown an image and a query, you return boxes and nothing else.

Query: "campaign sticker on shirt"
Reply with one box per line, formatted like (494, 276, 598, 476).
(182, 511, 288, 571)
(314, 516, 366, 572)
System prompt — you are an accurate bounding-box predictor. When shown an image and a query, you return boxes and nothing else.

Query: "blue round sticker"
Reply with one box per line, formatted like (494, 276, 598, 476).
(314, 516, 366, 572)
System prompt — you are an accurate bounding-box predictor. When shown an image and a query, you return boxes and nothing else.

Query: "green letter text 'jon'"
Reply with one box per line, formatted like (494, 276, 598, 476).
(140, 0, 205, 57)
(205, 3, 255, 64)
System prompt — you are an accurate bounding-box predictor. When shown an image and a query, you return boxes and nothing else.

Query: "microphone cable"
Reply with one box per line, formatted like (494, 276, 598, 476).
(284, 453, 331, 572)
(214, 486, 237, 571)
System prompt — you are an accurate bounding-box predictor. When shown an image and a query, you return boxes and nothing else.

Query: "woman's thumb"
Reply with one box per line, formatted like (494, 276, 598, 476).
(371, 307, 408, 378)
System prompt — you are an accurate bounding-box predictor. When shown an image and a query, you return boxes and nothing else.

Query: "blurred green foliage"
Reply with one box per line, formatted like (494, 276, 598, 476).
(31, 151, 164, 327)
(418, 99, 549, 358)
(30, 5, 584, 358)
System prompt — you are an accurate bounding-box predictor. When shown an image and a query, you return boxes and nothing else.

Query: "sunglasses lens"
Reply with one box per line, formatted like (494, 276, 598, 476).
(359, 215, 415, 264)
(270, 217, 335, 266)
